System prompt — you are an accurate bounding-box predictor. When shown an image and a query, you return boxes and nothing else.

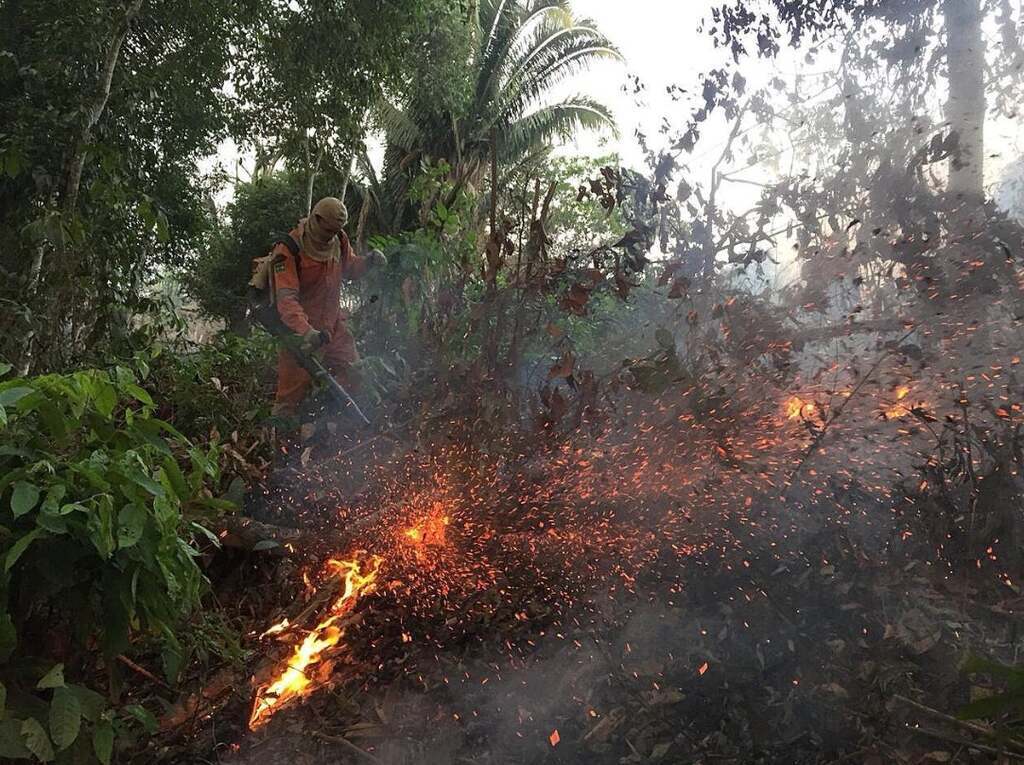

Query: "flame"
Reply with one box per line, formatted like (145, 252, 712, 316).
(884, 385, 922, 419)
(402, 503, 451, 548)
(784, 395, 816, 420)
(249, 556, 382, 729)
(260, 618, 290, 639)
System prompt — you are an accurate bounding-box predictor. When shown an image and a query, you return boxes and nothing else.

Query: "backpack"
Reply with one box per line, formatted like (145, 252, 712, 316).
(247, 233, 301, 336)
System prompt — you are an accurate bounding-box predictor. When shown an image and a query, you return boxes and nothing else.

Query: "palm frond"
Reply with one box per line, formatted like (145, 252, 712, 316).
(502, 96, 616, 160)
(374, 99, 424, 153)
(475, 0, 573, 105)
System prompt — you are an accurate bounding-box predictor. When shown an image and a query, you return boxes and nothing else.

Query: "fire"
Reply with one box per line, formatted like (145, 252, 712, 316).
(884, 384, 923, 419)
(784, 395, 816, 420)
(402, 503, 451, 548)
(249, 556, 382, 729)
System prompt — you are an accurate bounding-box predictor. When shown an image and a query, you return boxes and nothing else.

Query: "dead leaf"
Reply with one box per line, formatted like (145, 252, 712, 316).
(545, 322, 564, 339)
(819, 682, 849, 699)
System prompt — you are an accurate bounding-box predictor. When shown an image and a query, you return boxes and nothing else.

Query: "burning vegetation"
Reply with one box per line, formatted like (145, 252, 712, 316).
(20, 1, 1020, 764)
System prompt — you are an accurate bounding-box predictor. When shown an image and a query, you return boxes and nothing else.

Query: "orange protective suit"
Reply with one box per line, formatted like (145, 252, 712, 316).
(273, 224, 371, 410)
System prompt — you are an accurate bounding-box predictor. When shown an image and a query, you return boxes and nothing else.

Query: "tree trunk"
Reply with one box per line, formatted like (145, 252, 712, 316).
(19, 0, 143, 375)
(62, 0, 144, 218)
(944, 0, 985, 201)
(304, 141, 325, 214)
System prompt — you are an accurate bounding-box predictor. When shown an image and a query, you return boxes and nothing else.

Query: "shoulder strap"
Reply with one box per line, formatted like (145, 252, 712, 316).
(277, 234, 300, 257)
(272, 233, 302, 279)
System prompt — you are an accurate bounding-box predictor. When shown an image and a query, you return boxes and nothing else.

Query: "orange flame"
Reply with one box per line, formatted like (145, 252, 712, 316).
(249, 556, 382, 729)
(402, 503, 451, 549)
(784, 395, 816, 421)
(884, 385, 919, 419)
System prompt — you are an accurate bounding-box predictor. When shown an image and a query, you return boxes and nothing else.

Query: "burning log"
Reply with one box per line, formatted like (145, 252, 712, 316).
(217, 516, 307, 554)
(216, 509, 393, 557)
(249, 556, 382, 729)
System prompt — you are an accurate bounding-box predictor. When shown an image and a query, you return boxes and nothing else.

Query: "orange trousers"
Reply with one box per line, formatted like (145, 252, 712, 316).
(275, 318, 359, 409)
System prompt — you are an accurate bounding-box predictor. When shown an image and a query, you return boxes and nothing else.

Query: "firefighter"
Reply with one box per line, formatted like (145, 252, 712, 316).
(272, 196, 385, 416)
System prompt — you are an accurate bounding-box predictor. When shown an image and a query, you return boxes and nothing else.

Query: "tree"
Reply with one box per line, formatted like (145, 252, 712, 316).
(370, 0, 622, 234)
(0, 0, 258, 373)
(231, 0, 471, 215)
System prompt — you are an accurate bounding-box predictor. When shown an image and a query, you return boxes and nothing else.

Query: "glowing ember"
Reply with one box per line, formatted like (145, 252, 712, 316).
(784, 395, 816, 420)
(249, 556, 382, 729)
(883, 385, 924, 419)
(402, 503, 451, 548)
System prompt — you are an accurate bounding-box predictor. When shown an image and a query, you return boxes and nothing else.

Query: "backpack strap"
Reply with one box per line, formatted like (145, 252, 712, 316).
(272, 233, 302, 279)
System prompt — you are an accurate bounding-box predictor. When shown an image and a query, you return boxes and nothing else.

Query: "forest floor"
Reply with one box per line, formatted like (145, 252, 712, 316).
(144, 406, 1022, 765)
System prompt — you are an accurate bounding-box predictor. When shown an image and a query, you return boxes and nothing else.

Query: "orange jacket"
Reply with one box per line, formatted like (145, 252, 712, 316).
(273, 226, 370, 336)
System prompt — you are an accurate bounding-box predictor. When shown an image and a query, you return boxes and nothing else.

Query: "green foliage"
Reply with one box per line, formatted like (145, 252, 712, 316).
(186, 168, 353, 326)
(146, 332, 276, 474)
(0, 0, 256, 373)
(959, 655, 1024, 725)
(232, 0, 470, 187)
(370, 0, 620, 234)
(0, 364, 232, 761)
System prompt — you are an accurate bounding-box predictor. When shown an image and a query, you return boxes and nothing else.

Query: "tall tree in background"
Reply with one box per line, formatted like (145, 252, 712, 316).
(0, 0, 257, 373)
(368, 0, 622, 234)
(232, 0, 471, 215)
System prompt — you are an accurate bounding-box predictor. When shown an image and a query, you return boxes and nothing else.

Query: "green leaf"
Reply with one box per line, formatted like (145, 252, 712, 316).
(92, 722, 113, 765)
(35, 512, 67, 534)
(252, 540, 280, 551)
(0, 613, 16, 662)
(0, 681, 6, 719)
(122, 704, 157, 735)
(159, 454, 188, 501)
(654, 327, 675, 350)
(161, 630, 183, 685)
(66, 687, 105, 724)
(21, 717, 54, 762)
(49, 687, 81, 750)
(127, 470, 164, 498)
(0, 387, 33, 407)
(957, 691, 1024, 720)
(92, 381, 118, 419)
(40, 486, 67, 515)
(6, 529, 43, 572)
(124, 384, 153, 407)
(189, 522, 221, 549)
(0, 718, 31, 758)
(37, 664, 65, 690)
(0, 363, 12, 377)
(11, 482, 41, 518)
(86, 499, 115, 559)
(116, 504, 146, 549)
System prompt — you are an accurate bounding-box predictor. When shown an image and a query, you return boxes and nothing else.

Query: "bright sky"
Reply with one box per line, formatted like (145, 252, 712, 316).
(211, 0, 1024, 220)
(564, 0, 721, 169)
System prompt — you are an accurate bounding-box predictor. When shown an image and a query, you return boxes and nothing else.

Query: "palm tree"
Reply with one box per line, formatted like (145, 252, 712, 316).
(361, 0, 622, 236)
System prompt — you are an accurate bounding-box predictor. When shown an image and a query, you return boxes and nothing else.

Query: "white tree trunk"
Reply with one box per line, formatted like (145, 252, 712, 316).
(944, 0, 985, 200)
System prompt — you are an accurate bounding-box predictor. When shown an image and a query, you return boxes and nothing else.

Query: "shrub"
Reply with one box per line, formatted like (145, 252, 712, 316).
(0, 363, 232, 761)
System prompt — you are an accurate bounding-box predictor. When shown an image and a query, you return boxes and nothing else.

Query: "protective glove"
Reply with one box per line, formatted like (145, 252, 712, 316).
(368, 249, 387, 269)
(300, 328, 327, 353)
